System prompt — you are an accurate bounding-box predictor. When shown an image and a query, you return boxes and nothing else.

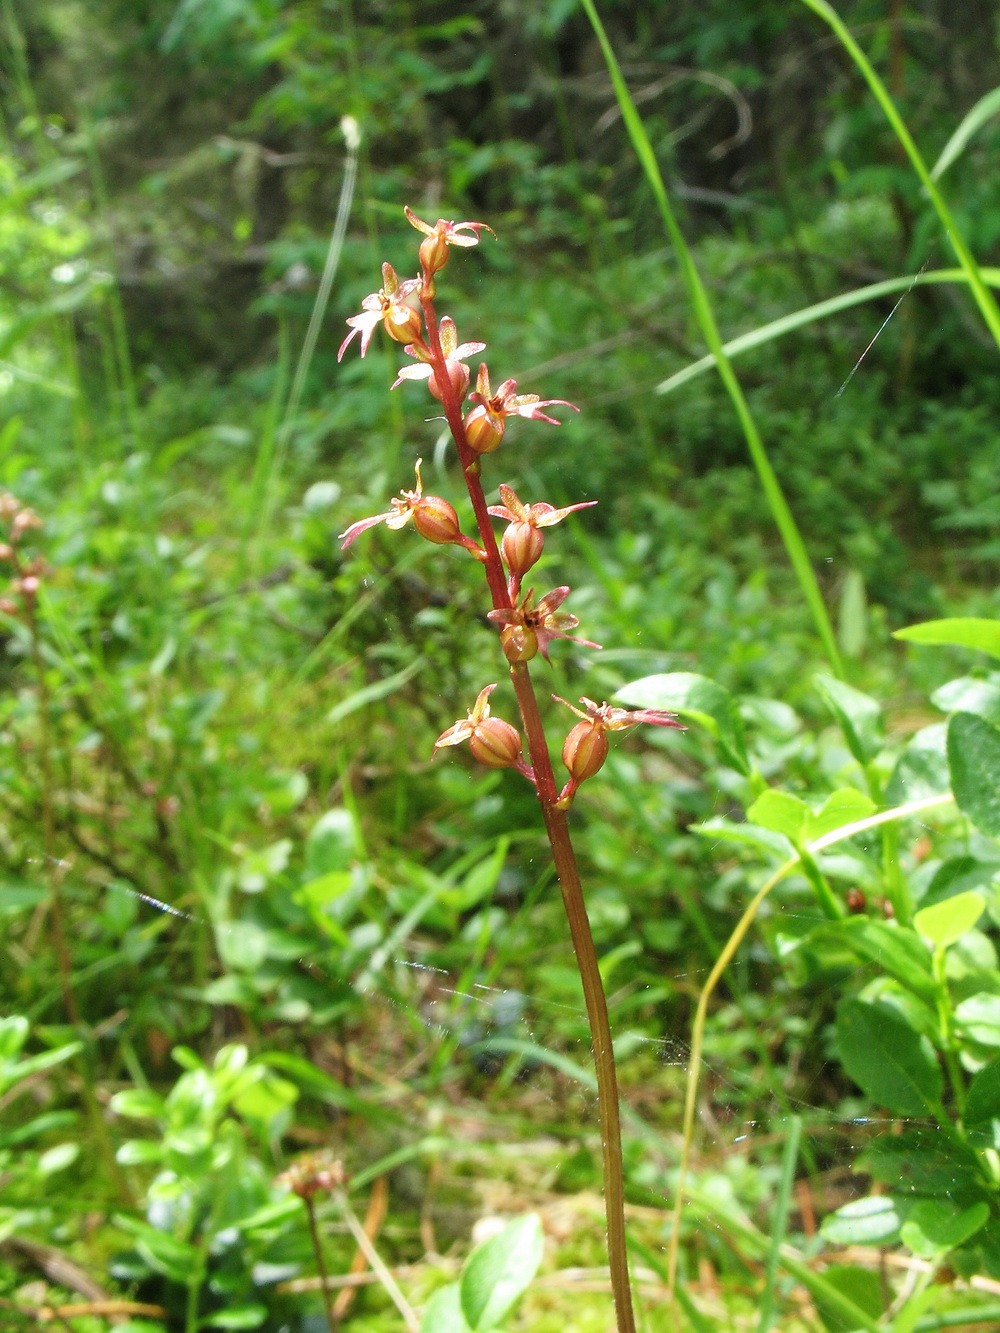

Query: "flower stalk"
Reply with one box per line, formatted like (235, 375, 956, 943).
(338, 209, 682, 1333)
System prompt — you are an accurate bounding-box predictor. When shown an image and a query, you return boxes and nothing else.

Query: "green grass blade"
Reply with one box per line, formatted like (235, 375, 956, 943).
(799, 0, 1000, 352)
(931, 84, 1000, 181)
(579, 0, 844, 678)
(657, 268, 1000, 395)
(755, 1114, 802, 1333)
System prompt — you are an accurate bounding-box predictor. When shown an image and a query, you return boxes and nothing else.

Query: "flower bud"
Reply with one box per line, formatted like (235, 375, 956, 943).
(465, 411, 504, 454)
(383, 303, 423, 345)
(500, 623, 538, 664)
(501, 522, 545, 578)
(562, 720, 609, 784)
(412, 496, 462, 545)
(468, 716, 523, 769)
(419, 232, 450, 275)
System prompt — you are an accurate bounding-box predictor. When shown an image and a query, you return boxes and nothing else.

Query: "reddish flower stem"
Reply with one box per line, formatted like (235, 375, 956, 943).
(419, 278, 637, 1333)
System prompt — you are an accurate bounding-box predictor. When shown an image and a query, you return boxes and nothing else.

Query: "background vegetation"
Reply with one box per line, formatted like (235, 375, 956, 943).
(2, 1, 1000, 1330)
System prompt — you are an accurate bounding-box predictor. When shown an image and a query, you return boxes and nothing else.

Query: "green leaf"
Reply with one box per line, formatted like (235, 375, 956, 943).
(894, 617, 1000, 660)
(0, 884, 47, 915)
(326, 658, 424, 725)
(803, 788, 876, 842)
(835, 997, 943, 1116)
(885, 724, 949, 804)
(820, 1196, 901, 1246)
(835, 918, 935, 1006)
(237, 839, 292, 893)
(421, 1282, 472, 1333)
(615, 672, 749, 774)
(948, 712, 1000, 835)
(965, 1060, 1000, 1125)
(217, 920, 270, 972)
(956, 993, 1000, 1047)
(863, 1129, 983, 1197)
(813, 1265, 884, 1333)
(815, 675, 883, 764)
(690, 817, 794, 858)
(117, 1139, 164, 1165)
(914, 890, 984, 947)
(305, 808, 358, 878)
(900, 1200, 989, 1258)
(200, 1305, 267, 1329)
(460, 1214, 543, 1331)
(932, 674, 1000, 724)
(931, 85, 1000, 179)
(745, 789, 809, 841)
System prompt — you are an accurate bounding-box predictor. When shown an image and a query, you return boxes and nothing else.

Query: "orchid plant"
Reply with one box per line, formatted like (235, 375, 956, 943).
(338, 208, 681, 1333)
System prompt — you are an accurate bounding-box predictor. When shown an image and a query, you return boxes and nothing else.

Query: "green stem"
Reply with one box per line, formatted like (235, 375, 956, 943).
(579, 0, 844, 678)
(799, 0, 1000, 352)
(419, 273, 637, 1333)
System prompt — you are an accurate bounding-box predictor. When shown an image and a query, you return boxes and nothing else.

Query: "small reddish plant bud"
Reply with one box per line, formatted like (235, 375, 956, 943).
(501, 521, 545, 579)
(500, 623, 538, 663)
(845, 887, 866, 914)
(563, 720, 610, 784)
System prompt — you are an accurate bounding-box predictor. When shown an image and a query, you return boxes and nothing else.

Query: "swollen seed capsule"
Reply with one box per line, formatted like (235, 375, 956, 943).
(469, 717, 523, 769)
(500, 624, 538, 664)
(412, 496, 462, 545)
(465, 412, 505, 454)
(562, 720, 609, 784)
(501, 522, 545, 578)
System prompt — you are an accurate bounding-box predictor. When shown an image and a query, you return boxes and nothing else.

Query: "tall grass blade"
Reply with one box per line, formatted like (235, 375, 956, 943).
(799, 0, 1000, 351)
(579, 0, 845, 678)
(656, 268, 1000, 395)
(755, 1114, 802, 1333)
(931, 84, 1000, 181)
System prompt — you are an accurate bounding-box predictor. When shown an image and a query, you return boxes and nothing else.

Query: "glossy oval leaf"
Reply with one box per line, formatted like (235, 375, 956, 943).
(745, 789, 809, 841)
(815, 675, 883, 764)
(422, 1282, 472, 1333)
(965, 1059, 1000, 1125)
(820, 1195, 901, 1246)
(461, 1214, 543, 1331)
(914, 890, 984, 948)
(948, 712, 1000, 835)
(615, 672, 748, 774)
(900, 1199, 990, 1258)
(835, 997, 943, 1116)
(955, 993, 1000, 1047)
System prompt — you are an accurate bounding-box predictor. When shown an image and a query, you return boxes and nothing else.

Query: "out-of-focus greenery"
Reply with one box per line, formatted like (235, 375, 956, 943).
(2, 1, 1000, 1330)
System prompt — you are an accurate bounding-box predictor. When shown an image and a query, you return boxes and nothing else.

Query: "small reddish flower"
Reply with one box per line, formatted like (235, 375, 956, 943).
(338, 459, 485, 560)
(405, 206, 497, 250)
(338, 262, 421, 361)
(553, 696, 684, 808)
(433, 684, 531, 776)
(465, 364, 579, 454)
(392, 316, 485, 402)
(488, 586, 601, 665)
(488, 484, 596, 586)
